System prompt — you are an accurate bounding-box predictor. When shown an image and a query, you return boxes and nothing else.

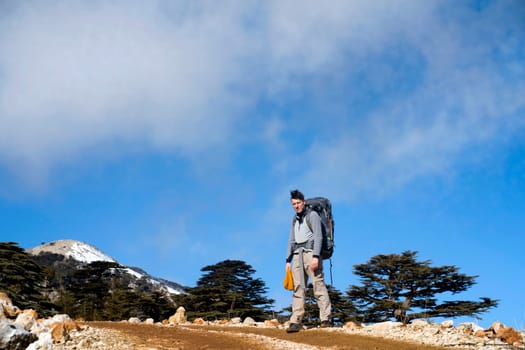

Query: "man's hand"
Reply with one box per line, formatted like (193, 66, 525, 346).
(310, 257, 319, 271)
(286, 262, 291, 271)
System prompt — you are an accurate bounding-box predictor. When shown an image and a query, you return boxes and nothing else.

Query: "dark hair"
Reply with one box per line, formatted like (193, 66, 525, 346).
(290, 189, 305, 201)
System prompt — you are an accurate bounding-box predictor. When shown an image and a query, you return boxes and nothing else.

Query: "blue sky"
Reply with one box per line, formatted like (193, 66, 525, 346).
(1, 0, 524, 329)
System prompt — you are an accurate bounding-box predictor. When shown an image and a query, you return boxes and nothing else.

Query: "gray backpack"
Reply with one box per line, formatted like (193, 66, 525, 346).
(304, 197, 334, 260)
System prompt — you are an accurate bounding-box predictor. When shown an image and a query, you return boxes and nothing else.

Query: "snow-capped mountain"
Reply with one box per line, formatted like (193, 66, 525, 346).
(27, 239, 116, 263)
(27, 239, 186, 295)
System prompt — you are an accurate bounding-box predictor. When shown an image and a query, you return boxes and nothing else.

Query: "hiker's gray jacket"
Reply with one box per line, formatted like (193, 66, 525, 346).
(286, 209, 323, 262)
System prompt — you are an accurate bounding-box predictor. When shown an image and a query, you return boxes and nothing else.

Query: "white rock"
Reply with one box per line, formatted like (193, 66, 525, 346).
(243, 317, 255, 325)
(51, 314, 73, 323)
(441, 320, 454, 328)
(490, 321, 505, 333)
(367, 321, 403, 332)
(0, 320, 38, 349)
(26, 331, 53, 350)
(14, 312, 37, 331)
(411, 319, 429, 327)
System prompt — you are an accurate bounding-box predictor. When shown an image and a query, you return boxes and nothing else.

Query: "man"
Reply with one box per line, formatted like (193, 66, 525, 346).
(285, 189, 332, 333)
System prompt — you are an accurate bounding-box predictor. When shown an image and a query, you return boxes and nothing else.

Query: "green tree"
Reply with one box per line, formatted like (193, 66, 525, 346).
(347, 251, 498, 324)
(178, 260, 274, 321)
(0, 242, 57, 315)
(34, 253, 178, 322)
(68, 261, 120, 320)
(102, 277, 136, 321)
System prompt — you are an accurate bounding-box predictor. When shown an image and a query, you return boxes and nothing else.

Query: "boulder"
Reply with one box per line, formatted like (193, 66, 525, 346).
(46, 314, 71, 324)
(440, 320, 454, 328)
(14, 311, 38, 331)
(0, 292, 13, 306)
(48, 322, 68, 344)
(168, 306, 187, 325)
(41, 314, 79, 336)
(496, 326, 522, 346)
(0, 320, 38, 349)
(344, 321, 362, 330)
(26, 331, 53, 350)
(489, 321, 505, 334)
(264, 319, 280, 328)
(0, 292, 20, 319)
(23, 309, 39, 320)
(193, 318, 207, 325)
(242, 317, 255, 326)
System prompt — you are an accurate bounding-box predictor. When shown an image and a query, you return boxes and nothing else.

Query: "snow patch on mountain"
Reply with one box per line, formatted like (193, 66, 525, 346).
(27, 239, 115, 263)
(123, 267, 143, 279)
(123, 267, 185, 295)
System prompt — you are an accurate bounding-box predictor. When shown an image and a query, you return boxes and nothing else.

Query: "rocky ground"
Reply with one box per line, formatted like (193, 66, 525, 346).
(51, 320, 525, 350)
(2, 293, 524, 350)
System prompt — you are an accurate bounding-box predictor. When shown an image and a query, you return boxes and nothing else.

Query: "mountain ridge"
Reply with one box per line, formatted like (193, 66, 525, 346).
(26, 239, 186, 295)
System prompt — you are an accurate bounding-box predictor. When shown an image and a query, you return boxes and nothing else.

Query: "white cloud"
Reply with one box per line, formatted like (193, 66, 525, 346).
(0, 1, 252, 170)
(0, 1, 523, 200)
(268, 1, 525, 201)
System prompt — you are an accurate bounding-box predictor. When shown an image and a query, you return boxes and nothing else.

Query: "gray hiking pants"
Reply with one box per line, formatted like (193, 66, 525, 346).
(290, 249, 331, 324)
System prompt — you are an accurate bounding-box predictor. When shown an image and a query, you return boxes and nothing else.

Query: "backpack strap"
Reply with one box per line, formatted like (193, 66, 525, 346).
(305, 216, 313, 233)
(303, 208, 314, 233)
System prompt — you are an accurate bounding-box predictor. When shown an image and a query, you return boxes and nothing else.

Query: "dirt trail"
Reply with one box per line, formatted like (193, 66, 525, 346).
(89, 322, 456, 350)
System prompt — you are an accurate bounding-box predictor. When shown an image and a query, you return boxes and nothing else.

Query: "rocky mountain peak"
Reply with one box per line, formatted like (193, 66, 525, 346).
(26, 239, 116, 263)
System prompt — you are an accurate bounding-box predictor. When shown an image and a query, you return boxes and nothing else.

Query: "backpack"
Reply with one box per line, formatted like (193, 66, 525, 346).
(304, 197, 334, 260)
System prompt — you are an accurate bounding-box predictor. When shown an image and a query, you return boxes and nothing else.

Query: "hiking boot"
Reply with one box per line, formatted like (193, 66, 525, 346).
(320, 320, 332, 328)
(286, 323, 302, 333)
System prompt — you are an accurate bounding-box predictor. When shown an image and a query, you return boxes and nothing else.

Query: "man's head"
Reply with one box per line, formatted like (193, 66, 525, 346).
(290, 189, 305, 214)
